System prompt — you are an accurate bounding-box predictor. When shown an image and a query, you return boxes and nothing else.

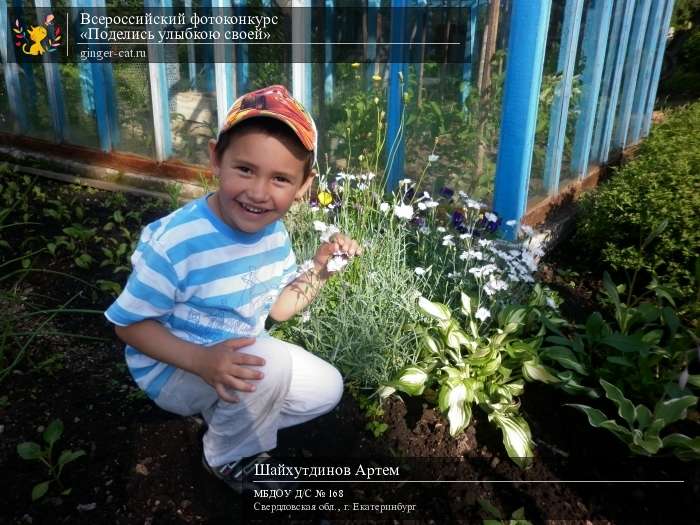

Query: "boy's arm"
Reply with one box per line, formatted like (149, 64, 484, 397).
(269, 259, 330, 322)
(114, 320, 263, 402)
(269, 233, 361, 322)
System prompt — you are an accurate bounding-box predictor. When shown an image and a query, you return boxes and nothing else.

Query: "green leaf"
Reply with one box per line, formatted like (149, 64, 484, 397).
(661, 306, 680, 335)
(489, 413, 534, 469)
(447, 401, 472, 436)
(635, 405, 653, 430)
(32, 481, 50, 501)
(446, 328, 469, 350)
(662, 433, 700, 455)
(686, 375, 700, 388)
(58, 449, 85, 467)
(567, 404, 608, 427)
(17, 442, 42, 460)
(602, 272, 621, 307)
(584, 312, 608, 340)
(395, 367, 428, 396)
(606, 356, 635, 368)
(43, 419, 63, 446)
(460, 292, 472, 317)
(541, 346, 588, 375)
(653, 396, 698, 426)
(417, 297, 451, 322)
(600, 380, 636, 427)
(422, 333, 440, 354)
(601, 333, 650, 353)
(522, 360, 559, 384)
(631, 430, 663, 455)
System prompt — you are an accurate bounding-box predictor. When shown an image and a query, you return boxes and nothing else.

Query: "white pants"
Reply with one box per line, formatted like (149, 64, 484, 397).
(153, 335, 343, 468)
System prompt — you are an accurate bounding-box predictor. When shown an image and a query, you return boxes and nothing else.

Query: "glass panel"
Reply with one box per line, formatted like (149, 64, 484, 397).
(112, 62, 156, 157)
(59, 63, 100, 148)
(314, 0, 511, 204)
(0, 66, 10, 133)
(529, 0, 567, 204)
(558, 0, 591, 190)
(18, 62, 53, 141)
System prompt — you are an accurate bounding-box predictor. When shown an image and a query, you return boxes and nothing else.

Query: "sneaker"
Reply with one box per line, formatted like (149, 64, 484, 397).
(202, 452, 298, 494)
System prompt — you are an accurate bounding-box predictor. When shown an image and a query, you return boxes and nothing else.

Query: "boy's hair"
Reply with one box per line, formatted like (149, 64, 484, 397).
(214, 117, 315, 180)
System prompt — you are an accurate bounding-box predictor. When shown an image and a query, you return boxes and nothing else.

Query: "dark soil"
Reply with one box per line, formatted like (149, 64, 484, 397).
(1, 172, 698, 524)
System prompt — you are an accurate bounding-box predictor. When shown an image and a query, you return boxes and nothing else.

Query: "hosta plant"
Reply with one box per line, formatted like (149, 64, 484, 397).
(569, 379, 699, 460)
(383, 293, 562, 468)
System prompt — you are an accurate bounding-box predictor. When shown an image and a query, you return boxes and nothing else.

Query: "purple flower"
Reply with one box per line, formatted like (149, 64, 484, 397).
(439, 186, 454, 200)
(404, 188, 416, 202)
(411, 216, 427, 228)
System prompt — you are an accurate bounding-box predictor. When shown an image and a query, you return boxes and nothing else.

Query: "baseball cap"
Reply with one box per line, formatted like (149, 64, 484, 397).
(217, 85, 318, 166)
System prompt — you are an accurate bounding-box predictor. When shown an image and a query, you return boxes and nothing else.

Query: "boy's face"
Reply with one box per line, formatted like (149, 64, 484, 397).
(208, 128, 314, 234)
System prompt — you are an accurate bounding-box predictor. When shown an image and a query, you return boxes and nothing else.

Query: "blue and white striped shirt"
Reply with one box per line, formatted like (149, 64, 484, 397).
(104, 193, 298, 400)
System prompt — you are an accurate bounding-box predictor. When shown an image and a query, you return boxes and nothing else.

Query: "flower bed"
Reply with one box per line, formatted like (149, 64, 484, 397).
(1, 156, 697, 522)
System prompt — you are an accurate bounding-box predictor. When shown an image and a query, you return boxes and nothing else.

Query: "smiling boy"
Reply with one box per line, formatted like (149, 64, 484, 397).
(104, 85, 360, 492)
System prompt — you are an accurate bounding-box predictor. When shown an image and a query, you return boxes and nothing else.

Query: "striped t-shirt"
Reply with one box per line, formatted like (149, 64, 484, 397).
(104, 193, 298, 400)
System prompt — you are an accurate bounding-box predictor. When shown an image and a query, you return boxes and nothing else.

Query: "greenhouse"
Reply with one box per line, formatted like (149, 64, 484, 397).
(1, 0, 698, 523)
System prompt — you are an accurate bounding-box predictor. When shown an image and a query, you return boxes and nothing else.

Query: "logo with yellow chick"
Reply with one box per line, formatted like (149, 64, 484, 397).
(13, 14, 62, 56)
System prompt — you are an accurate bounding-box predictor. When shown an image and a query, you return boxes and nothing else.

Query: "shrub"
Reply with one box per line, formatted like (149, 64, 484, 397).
(574, 102, 700, 316)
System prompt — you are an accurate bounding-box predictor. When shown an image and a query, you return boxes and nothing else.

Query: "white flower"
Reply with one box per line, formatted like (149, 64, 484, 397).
(398, 178, 413, 187)
(425, 200, 439, 208)
(301, 309, 311, 323)
(313, 220, 328, 232)
(679, 368, 689, 389)
(459, 233, 472, 239)
(419, 225, 430, 234)
(521, 225, 535, 237)
(357, 183, 368, 191)
(475, 307, 491, 321)
(320, 225, 340, 242)
(428, 154, 439, 162)
(326, 251, 349, 272)
(393, 203, 414, 220)
(545, 297, 557, 309)
(379, 202, 390, 213)
(417, 202, 427, 210)
(483, 276, 508, 296)
(465, 198, 483, 210)
(310, 205, 320, 212)
(478, 239, 493, 248)
(484, 212, 498, 223)
(442, 235, 454, 247)
(414, 267, 427, 275)
(437, 226, 447, 233)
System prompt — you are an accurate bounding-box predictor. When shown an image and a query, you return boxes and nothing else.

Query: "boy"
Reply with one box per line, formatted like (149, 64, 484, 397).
(104, 85, 361, 492)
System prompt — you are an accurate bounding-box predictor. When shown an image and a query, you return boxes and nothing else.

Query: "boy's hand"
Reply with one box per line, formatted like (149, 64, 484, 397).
(196, 337, 263, 403)
(313, 233, 362, 273)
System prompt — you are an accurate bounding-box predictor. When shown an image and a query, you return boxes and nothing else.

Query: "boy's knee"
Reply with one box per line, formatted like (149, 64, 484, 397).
(319, 365, 344, 410)
(248, 339, 292, 398)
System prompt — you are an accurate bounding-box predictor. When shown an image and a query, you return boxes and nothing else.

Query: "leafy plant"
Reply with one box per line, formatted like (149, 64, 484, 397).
(16, 419, 86, 501)
(569, 379, 699, 460)
(540, 271, 698, 405)
(574, 102, 700, 318)
(384, 294, 563, 469)
(479, 498, 532, 525)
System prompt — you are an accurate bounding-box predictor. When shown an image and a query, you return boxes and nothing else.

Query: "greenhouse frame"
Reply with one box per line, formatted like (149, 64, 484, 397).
(0, 0, 676, 234)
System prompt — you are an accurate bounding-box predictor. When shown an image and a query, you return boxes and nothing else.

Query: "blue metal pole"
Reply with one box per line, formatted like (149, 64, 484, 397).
(543, 0, 584, 195)
(385, 0, 407, 192)
(594, 0, 635, 164)
(0, 0, 27, 132)
(324, 0, 334, 105)
(628, 0, 665, 144)
(493, 0, 552, 239)
(642, 0, 675, 137)
(570, 0, 613, 179)
(612, 0, 651, 151)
